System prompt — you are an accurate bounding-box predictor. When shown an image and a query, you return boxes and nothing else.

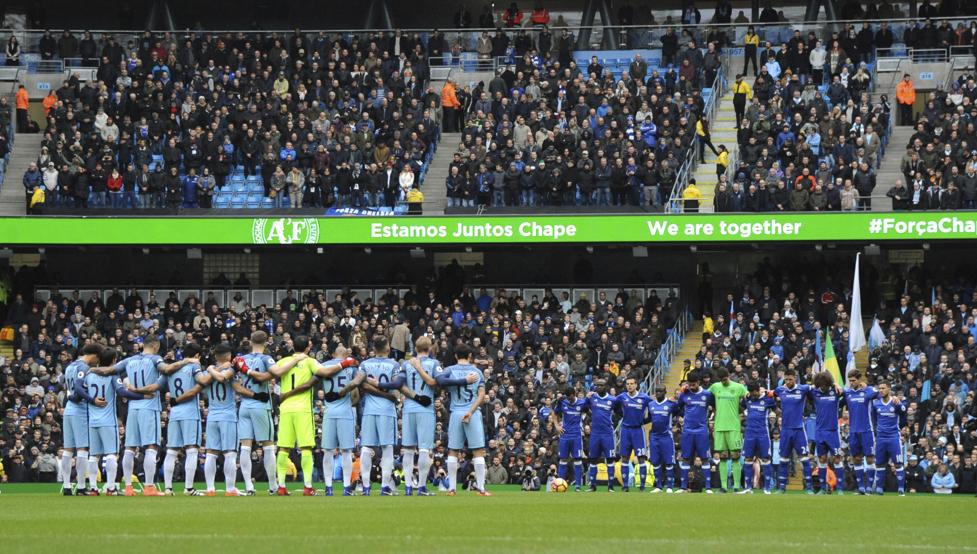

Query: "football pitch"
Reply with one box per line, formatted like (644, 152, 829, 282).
(1, 484, 974, 553)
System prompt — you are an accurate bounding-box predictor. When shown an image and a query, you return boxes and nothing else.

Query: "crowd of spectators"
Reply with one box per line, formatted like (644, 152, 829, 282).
(22, 29, 441, 212)
(0, 279, 678, 485)
(883, 74, 977, 210)
(444, 41, 720, 209)
(687, 260, 977, 493)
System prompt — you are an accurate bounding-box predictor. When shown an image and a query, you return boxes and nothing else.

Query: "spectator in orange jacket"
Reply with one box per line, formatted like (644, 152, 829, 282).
(502, 2, 523, 27)
(441, 78, 461, 133)
(896, 73, 916, 126)
(15, 84, 29, 132)
(41, 90, 58, 117)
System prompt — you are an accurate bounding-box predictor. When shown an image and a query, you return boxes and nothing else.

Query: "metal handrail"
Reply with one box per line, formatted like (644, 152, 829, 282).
(642, 307, 692, 393)
(666, 68, 726, 212)
(8, 16, 977, 39)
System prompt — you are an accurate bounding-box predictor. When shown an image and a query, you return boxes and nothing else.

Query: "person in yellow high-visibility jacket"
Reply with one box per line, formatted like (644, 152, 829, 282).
(731, 74, 753, 123)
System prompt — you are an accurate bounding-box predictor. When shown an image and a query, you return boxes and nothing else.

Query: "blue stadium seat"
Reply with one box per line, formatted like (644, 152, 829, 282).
(260, 198, 275, 208)
(214, 196, 229, 208)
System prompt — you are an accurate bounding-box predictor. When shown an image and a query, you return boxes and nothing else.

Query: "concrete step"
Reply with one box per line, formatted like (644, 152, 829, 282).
(419, 132, 462, 215)
(0, 133, 45, 215)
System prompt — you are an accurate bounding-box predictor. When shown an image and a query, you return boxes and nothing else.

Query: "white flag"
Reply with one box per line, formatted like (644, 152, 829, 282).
(849, 253, 867, 356)
(868, 317, 886, 351)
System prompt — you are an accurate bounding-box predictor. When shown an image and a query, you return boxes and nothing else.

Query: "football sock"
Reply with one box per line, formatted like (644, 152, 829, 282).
(744, 461, 754, 490)
(403, 449, 416, 488)
(557, 461, 567, 479)
(801, 458, 812, 491)
(606, 460, 616, 486)
(818, 465, 828, 491)
(874, 465, 885, 492)
(300, 450, 313, 488)
(122, 450, 135, 486)
(276, 450, 290, 488)
(447, 455, 459, 491)
(380, 446, 394, 489)
(665, 464, 675, 489)
(87, 457, 99, 489)
(702, 463, 712, 490)
(762, 461, 772, 490)
(855, 464, 865, 490)
(240, 446, 253, 491)
(834, 464, 846, 491)
(473, 456, 486, 492)
(184, 448, 198, 490)
(896, 465, 905, 492)
(621, 464, 630, 488)
(342, 451, 354, 488)
(731, 458, 743, 489)
(143, 449, 158, 487)
(680, 463, 690, 489)
(323, 452, 334, 488)
(638, 463, 647, 489)
(866, 465, 877, 492)
(75, 452, 88, 489)
(204, 453, 218, 491)
(60, 452, 73, 489)
(778, 459, 790, 489)
(360, 448, 374, 490)
(417, 449, 433, 489)
(573, 461, 583, 488)
(262, 446, 277, 491)
(105, 455, 118, 490)
(163, 449, 178, 490)
(588, 462, 598, 485)
(224, 452, 237, 491)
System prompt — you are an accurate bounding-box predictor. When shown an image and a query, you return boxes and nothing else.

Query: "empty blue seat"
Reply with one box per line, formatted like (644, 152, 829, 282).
(246, 199, 261, 209)
(214, 197, 230, 208)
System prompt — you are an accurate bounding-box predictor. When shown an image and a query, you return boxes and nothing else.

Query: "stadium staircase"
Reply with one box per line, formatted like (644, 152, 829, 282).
(0, 133, 44, 215)
(693, 78, 750, 213)
(662, 320, 703, 393)
(872, 126, 916, 211)
(421, 132, 459, 215)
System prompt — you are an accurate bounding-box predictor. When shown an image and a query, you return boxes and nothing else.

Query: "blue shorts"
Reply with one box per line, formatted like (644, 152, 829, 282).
(238, 407, 274, 443)
(680, 430, 710, 461)
(205, 420, 238, 452)
(89, 426, 119, 456)
(167, 419, 201, 448)
(589, 433, 616, 459)
(814, 430, 842, 456)
(64, 414, 89, 449)
(558, 436, 584, 459)
(849, 430, 875, 457)
(778, 428, 809, 459)
(360, 414, 397, 447)
(322, 417, 356, 451)
(743, 433, 772, 460)
(125, 409, 161, 448)
(619, 426, 647, 459)
(447, 410, 485, 450)
(649, 433, 675, 466)
(874, 437, 903, 466)
(402, 412, 436, 450)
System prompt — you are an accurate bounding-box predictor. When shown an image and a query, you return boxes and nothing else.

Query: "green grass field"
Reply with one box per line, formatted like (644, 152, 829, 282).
(1, 483, 974, 553)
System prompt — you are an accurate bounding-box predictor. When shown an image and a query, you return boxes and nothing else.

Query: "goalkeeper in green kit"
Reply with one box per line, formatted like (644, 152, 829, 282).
(708, 367, 748, 492)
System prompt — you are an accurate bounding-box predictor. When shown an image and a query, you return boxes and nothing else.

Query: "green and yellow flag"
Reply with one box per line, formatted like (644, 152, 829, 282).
(823, 333, 844, 386)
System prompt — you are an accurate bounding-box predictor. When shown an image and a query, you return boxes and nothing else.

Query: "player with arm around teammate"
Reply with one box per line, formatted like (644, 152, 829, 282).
(399, 337, 441, 496)
(80, 347, 151, 495)
(284, 345, 362, 496)
(844, 369, 878, 495)
(232, 331, 278, 495)
(677, 372, 714, 493)
(584, 379, 619, 492)
(808, 371, 845, 494)
(550, 385, 588, 491)
(871, 380, 908, 496)
(646, 386, 680, 493)
(94, 335, 197, 496)
(61, 343, 105, 495)
(435, 344, 489, 496)
(739, 382, 775, 494)
(773, 368, 813, 493)
(127, 342, 206, 496)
